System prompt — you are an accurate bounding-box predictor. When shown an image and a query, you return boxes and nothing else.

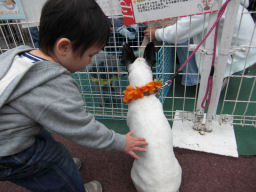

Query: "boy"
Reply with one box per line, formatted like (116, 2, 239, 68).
(0, 0, 148, 191)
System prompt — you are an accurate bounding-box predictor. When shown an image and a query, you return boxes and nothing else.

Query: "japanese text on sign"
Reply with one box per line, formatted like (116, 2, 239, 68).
(120, 0, 219, 25)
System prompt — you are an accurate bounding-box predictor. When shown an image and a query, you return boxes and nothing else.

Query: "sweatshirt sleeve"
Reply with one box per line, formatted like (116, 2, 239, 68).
(155, 14, 209, 44)
(10, 73, 126, 151)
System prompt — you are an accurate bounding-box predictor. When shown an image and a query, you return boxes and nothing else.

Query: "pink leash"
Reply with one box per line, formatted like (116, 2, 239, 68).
(162, 0, 231, 109)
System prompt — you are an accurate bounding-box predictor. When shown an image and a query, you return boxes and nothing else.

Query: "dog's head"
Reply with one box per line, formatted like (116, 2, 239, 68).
(121, 42, 156, 87)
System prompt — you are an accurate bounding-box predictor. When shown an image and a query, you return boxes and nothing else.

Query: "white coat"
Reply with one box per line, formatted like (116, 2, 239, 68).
(155, 0, 256, 77)
(123, 41, 182, 192)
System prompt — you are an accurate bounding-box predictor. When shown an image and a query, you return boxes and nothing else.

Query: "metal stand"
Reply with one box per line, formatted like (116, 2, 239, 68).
(172, 111, 238, 157)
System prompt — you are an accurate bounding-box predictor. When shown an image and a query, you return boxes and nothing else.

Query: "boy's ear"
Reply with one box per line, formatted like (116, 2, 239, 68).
(55, 38, 72, 56)
(143, 42, 156, 67)
(121, 43, 136, 69)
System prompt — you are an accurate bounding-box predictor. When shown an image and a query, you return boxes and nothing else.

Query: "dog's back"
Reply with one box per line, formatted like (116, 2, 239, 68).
(128, 95, 181, 192)
(122, 42, 182, 192)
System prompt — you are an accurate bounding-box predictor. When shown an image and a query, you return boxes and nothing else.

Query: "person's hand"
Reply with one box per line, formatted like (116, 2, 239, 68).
(144, 27, 157, 40)
(124, 130, 148, 160)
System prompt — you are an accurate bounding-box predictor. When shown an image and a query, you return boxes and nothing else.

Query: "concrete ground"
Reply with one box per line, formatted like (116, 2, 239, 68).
(0, 134, 256, 192)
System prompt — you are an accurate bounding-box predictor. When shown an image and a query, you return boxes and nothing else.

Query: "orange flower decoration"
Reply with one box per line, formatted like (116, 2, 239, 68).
(123, 79, 162, 104)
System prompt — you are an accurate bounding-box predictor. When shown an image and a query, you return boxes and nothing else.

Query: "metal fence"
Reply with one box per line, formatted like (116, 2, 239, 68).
(0, 0, 255, 129)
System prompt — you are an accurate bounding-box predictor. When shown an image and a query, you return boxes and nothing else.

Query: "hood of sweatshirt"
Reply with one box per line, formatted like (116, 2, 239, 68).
(0, 46, 68, 108)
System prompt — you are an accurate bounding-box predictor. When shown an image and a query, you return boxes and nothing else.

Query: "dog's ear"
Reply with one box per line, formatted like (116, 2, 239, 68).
(121, 43, 136, 69)
(143, 42, 156, 67)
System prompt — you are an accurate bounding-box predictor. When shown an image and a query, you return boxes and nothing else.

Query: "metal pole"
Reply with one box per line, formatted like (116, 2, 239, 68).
(194, 0, 222, 131)
(206, 0, 240, 130)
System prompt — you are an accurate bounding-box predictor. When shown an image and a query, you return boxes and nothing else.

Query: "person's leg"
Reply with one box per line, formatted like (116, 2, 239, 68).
(29, 27, 39, 48)
(0, 130, 85, 192)
(176, 40, 200, 86)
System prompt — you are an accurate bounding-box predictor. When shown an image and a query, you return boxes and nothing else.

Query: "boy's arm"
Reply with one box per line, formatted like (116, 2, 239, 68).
(11, 73, 147, 156)
(10, 73, 126, 151)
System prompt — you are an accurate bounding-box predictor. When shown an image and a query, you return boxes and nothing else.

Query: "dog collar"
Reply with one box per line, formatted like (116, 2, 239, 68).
(123, 79, 162, 104)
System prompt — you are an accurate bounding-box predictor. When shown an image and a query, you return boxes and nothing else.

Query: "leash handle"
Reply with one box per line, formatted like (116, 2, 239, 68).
(161, 72, 179, 89)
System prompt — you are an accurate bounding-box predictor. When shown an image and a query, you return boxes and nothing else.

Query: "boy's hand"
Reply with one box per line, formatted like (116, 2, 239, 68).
(144, 27, 157, 40)
(124, 130, 148, 160)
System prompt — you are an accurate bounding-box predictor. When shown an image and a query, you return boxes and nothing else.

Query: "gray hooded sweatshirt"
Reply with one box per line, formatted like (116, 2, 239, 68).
(0, 46, 126, 157)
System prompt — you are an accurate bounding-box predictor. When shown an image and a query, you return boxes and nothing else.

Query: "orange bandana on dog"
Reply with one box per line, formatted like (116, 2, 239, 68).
(123, 79, 162, 104)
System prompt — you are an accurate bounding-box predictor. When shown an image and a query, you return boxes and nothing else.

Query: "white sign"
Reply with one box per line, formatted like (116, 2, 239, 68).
(20, 0, 123, 28)
(96, 0, 122, 16)
(20, 0, 46, 27)
(120, 0, 219, 25)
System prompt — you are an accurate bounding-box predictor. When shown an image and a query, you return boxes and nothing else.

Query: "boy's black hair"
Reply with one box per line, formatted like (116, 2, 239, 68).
(39, 0, 110, 56)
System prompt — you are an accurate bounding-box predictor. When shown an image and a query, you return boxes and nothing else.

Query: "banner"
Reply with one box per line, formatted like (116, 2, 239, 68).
(0, 0, 25, 19)
(120, 0, 219, 25)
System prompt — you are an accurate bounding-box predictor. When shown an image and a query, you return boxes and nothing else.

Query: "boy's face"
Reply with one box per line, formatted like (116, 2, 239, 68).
(52, 38, 103, 72)
(66, 45, 102, 72)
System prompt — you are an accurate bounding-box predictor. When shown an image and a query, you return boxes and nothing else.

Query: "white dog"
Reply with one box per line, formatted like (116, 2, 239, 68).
(122, 42, 182, 192)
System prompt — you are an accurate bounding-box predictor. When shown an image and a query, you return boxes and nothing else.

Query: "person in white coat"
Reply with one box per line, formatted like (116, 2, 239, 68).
(144, 0, 256, 86)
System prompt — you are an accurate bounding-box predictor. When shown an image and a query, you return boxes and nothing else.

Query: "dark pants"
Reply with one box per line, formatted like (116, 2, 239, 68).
(176, 40, 201, 86)
(0, 130, 85, 192)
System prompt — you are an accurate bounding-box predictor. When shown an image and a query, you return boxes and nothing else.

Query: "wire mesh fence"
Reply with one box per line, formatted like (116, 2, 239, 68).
(0, 1, 255, 127)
